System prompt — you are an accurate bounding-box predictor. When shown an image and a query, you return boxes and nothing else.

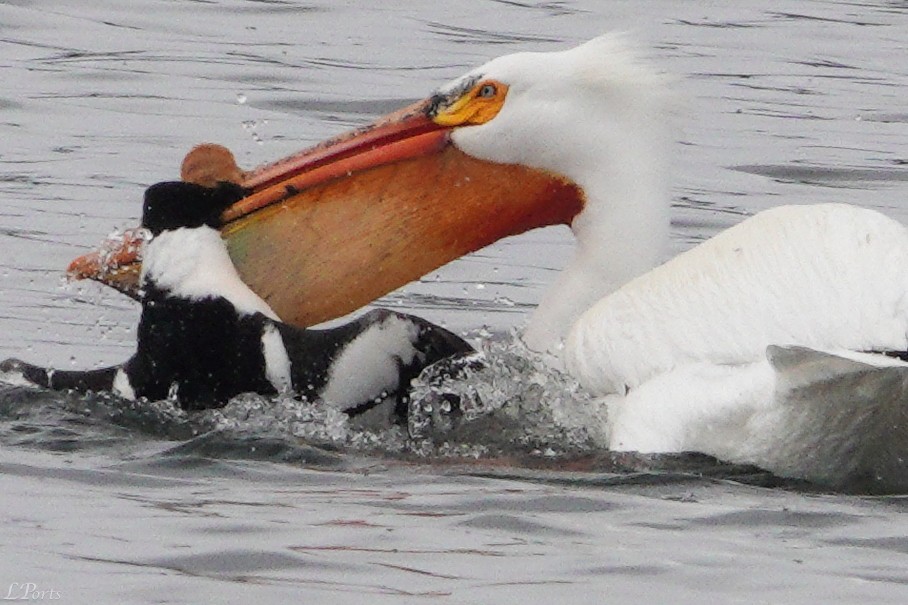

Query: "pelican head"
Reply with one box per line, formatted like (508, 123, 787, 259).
(71, 34, 673, 346)
(447, 34, 671, 188)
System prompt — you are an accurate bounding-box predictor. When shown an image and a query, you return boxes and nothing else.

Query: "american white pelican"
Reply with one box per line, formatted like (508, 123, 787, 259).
(70, 35, 908, 489)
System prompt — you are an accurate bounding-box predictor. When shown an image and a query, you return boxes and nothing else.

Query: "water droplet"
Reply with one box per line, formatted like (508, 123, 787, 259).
(237, 93, 247, 105)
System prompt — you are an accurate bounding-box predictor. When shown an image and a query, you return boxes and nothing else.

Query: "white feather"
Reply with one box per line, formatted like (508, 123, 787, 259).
(112, 368, 135, 400)
(141, 227, 280, 321)
(606, 348, 908, 486)
(319, 315, 419, 410)
(566, 203, 908, 396)
(261, 323, 292, 393)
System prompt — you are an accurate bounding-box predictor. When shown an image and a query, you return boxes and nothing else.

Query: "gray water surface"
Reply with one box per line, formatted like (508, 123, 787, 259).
(1, 1, 908, 603)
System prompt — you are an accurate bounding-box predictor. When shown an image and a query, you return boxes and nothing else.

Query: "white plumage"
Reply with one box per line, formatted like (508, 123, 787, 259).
(566, 203, 908, 397)
(261, 323, 293, 393)
(141, 226, 280, 321)
(445, 34, 908, 486)
(320, 314, 419, 409)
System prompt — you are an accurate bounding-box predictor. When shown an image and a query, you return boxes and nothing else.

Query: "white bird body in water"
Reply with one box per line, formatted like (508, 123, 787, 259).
(425, 35, 908, 488)
(60, 34, 908, 489)
(567, 204, 908, 463)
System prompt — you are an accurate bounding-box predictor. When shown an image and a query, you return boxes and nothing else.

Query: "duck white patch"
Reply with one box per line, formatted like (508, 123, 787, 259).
(141, 227, 280, 320)
(261, 323, 292, 393)
(319, 315, 419, 410)
(112, 368, 136, 400)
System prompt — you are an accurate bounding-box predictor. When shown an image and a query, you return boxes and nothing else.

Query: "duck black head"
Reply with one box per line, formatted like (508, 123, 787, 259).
(142, 181, 247, 236)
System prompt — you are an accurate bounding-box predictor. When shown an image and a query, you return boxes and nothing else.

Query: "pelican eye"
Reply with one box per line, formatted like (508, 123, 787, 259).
(477, 84, 497, 98)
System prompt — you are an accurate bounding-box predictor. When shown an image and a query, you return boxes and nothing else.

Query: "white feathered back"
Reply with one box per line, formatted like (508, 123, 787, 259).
(567, 204, 908, 395)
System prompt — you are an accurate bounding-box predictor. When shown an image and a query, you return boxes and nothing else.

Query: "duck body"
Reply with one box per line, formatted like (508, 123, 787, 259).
(127, 274, 465, 416)
(5, 182, 471, 419)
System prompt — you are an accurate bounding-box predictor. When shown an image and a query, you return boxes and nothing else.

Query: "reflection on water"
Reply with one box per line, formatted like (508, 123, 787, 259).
(1, 1, 908, 602)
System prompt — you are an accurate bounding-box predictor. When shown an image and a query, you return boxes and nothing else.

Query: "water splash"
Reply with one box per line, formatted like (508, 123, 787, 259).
(241, 119, 268, 145)
(408, 332, 607, 458)
(0, 331, 609, 463)
(200, 393, 353, 446)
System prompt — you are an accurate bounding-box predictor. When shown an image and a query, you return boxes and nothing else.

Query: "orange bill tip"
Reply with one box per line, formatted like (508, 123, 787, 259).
(66, 228, 149, 299)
